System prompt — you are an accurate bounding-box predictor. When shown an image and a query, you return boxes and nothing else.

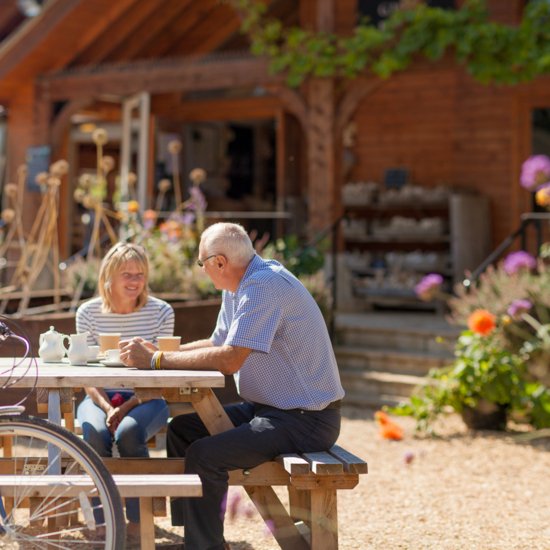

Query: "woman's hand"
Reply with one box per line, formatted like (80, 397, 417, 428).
(106, 407, 121, 434)
(120, 337, 154, 369)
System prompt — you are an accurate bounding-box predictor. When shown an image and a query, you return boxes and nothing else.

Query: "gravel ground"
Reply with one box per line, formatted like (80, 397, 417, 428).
(151, 406, 550, 550)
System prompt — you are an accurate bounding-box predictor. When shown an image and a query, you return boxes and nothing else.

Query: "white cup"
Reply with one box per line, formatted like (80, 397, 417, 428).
(157, 336, 181, 351)
(87, 345, 101, 361)
(105, 348, 121, 363)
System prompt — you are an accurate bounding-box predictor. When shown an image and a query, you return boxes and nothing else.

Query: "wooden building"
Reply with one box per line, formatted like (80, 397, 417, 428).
(0, 0, 548, 282)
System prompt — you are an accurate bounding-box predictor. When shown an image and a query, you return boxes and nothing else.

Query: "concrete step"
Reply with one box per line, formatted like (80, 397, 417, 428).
(340, 369, 425, 404)
(342, 390, 406, 410)
(335, 346, 452, 377)
(334, 311, 459, 409)
(340, 370, 424, 409)
(334, 311, 460, 353)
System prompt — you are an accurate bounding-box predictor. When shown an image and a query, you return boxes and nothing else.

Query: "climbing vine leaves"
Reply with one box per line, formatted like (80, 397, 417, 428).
(229, 0, 550, 87)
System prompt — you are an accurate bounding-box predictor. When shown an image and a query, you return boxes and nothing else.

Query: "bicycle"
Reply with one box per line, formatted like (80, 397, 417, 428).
(0, 320, 126, 549)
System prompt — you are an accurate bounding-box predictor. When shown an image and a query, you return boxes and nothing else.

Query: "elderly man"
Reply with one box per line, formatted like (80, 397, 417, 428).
(121, 222, 344, 550)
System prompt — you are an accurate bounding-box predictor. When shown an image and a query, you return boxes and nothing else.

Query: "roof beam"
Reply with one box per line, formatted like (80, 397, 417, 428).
(106, 0, 194, 62)
(0, 0, 82, 80)
(40, 55, 283, 101)
(70, 0, 157, 66)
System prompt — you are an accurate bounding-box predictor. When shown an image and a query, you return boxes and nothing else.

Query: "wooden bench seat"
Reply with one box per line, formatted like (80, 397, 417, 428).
(0, 473, 202, 550)
(104, 444, 368, 550)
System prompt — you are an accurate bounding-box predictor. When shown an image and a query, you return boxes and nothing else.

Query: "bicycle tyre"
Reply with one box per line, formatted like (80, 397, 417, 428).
(0, 414, 126, 549)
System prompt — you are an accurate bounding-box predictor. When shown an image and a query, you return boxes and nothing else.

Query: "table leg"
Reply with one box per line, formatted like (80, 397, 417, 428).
(309, 488, 338, 550)
(192, 389, 310, 549)
(139, 498, 155, 550)
(47, 389, 62, 475)
(191, 388, 234, 434)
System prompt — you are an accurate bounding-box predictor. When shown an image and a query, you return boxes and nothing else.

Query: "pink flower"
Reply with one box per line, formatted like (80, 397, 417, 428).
(502, 251, 536, 275)
(414, 273, 444, 301)
(520, 155, 550, 191)
(507, 299, 532, 320)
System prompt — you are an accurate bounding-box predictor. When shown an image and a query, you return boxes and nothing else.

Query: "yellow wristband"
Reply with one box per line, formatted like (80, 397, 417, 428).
(155, 351, 164, 370)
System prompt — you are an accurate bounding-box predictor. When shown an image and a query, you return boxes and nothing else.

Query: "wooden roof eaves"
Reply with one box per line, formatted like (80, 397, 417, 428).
(0, 0, 82, 82)
(39, 53, 285, 101)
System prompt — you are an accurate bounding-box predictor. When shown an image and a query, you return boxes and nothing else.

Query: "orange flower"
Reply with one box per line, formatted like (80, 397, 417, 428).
(467, 309, 496, 336)
(127, 200, 140, 213)
(375, 410, 404, 441)
(535, 185, 550, 208)
(143, 209, 157, 222)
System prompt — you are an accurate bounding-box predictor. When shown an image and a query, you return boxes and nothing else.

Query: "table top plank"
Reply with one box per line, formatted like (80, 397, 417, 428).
(0, 359, 225, 389)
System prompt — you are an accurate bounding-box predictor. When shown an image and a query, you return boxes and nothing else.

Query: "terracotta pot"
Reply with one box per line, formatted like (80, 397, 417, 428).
(461, 400, 508, 431)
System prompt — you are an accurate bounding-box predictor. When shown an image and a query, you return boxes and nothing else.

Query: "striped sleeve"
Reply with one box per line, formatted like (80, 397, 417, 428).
(156, 300, 175, 339)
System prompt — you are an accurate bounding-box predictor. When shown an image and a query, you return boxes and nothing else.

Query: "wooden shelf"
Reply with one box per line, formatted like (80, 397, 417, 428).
(344, 203, 448, 218)
(344, 238, 449, 252)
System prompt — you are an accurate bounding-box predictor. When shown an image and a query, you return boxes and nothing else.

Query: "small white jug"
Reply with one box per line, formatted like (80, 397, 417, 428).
(38, 326, 69, 363)
(66, 333, 90, 366)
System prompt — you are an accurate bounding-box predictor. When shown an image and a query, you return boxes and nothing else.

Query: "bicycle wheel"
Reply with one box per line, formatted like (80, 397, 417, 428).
(0, 414, 125, 549)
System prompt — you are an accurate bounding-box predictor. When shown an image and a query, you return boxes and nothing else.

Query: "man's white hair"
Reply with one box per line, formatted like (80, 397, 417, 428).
(200, 222, 255, 267)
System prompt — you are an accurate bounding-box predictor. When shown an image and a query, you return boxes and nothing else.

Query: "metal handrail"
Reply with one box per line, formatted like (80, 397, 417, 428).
(462, 212, 550, 288)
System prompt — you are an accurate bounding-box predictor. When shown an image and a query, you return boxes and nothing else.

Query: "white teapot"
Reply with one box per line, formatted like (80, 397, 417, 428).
(66, 332, 90, 366)
(38, 326, 69, 363)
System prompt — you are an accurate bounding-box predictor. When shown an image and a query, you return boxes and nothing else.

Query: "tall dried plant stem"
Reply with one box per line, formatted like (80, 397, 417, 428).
(86, 204, 103, 261)
(101, 211, 118, 245)
(172, 152, 182, 211)
(16, 185, 61, 314)
(0, 172, 25, 259)
(155, 190, 166, 212)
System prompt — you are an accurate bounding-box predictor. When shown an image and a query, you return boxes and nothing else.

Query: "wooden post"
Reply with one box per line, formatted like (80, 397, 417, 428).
(306, 78, 336, 234)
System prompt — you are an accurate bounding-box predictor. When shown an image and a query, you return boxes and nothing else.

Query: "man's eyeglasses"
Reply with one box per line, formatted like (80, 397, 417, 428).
(196, 254, 218, 268)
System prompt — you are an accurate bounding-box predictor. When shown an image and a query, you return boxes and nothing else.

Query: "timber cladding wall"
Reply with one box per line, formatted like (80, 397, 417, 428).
(353, 64, 457, 189)
(351, 60, 525, 248)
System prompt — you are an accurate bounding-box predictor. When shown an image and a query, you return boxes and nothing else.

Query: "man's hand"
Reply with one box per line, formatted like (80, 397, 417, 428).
(120, 337, 155, 369)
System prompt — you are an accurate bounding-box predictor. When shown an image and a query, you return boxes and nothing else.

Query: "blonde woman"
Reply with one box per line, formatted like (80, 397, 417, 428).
(76, 242, 174, 537)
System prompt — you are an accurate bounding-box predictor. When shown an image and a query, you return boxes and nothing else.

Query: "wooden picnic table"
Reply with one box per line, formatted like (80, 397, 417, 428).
(0, 357, 366, 550)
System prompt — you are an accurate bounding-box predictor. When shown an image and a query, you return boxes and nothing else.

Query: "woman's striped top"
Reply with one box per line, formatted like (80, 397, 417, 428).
(75, 295, 175, 345)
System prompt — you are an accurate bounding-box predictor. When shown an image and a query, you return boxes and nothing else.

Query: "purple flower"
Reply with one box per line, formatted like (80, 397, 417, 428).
(502, 251, 536, 275)
(143, 218, 155, 230)
(507, 299, 533, 320)
(403, 450, 415, 465)
(182, 212, 195, 226)
(190, 186, 207, 211)
(520, 155, 550, 190)
(227, 491, 242, 521)
(414, 273, 444, 301)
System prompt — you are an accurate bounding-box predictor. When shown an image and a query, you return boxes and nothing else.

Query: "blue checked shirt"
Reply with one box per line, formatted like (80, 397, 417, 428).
(211, 255, 345, 410)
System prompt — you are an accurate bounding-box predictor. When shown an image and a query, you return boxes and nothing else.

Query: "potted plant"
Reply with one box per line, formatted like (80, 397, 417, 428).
(389, 255, 550, 433)
(391, 324, 531, 432)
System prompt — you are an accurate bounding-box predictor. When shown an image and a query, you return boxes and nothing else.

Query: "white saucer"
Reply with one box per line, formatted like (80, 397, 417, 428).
(99, 359, 127, 368)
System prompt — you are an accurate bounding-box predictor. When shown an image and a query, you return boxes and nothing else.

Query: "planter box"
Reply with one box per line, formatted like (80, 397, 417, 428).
(0, 298, 239, 412)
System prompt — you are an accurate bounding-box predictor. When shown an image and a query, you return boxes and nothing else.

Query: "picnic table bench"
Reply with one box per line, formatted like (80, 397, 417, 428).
(0, 473, 202, 550)
(105, 442, 368, 550)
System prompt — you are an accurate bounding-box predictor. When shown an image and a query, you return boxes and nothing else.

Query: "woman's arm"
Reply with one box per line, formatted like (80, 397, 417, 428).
(84, 387, 113, 413)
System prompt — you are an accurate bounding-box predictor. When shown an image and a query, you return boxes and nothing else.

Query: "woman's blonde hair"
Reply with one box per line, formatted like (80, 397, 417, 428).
(98, 242, 149, 313)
